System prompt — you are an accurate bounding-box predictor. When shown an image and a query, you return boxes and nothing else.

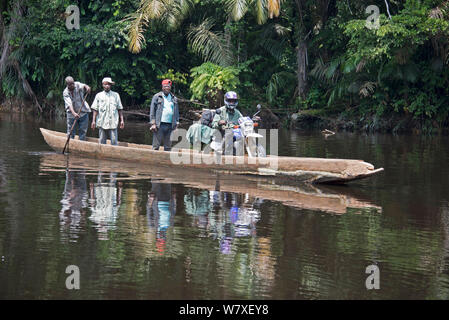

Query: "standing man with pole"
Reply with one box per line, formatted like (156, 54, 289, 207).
(63, 76, 91, 141)
(90, 77, 125, 146)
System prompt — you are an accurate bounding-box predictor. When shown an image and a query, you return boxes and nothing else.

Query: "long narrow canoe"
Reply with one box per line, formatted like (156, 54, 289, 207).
(40, 128, 384, 184)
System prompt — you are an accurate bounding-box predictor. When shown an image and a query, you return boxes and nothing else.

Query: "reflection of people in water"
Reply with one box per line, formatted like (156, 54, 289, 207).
(230, 206, 260, 238)
(59, 169, 89, 241)
(220, 217, 234, 255)
(184, 189, 211, 229)
(209, 191, 262, 254)
(88, 172, 122, 240)
(147, 182, 176, 254)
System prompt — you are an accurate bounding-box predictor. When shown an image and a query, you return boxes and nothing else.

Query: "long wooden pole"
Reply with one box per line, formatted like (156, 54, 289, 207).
(62, 91, 89, 154)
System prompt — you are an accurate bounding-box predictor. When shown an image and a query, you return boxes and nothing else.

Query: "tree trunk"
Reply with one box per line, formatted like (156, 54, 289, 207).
(293, 0, 308, 101)
(297, 40, 308, 100)
(0, 0, 42, 113)
(207, 89, 224, 109)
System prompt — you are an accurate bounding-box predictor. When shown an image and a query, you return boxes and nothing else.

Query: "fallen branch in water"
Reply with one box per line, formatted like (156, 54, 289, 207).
(321, 129, 335, 135)
(177, 98, 209, 107)
(123, 110, 189, 122)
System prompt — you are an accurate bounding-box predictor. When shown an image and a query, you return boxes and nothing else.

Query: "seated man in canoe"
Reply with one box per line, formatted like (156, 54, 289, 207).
(186, 109, 215, 151)
(211, 91, 243, 155)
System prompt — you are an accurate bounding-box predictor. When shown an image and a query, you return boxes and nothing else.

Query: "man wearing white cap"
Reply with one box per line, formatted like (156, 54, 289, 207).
(90, 77, 125, 146)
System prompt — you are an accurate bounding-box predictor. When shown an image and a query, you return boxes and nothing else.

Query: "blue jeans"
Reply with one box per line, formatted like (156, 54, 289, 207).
(152, 122, 173, 151)
(99, 128, 118, 146)
(67, 113, 89, 141)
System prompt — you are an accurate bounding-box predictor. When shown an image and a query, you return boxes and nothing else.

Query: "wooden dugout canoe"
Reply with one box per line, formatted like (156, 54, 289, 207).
(39, 128, 384, 184)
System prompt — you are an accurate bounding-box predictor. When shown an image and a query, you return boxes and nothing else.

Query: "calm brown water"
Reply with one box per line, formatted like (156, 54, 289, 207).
(0, 112, 449, 299)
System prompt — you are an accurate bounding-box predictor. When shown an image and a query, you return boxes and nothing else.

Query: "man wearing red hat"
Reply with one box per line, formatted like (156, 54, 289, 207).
(149, 79, 180, 151)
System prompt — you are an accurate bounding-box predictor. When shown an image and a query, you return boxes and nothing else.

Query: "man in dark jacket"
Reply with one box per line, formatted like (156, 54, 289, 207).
(149, 79, 180, 151)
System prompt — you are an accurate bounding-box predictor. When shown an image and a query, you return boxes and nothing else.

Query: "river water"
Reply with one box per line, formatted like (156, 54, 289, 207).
(0, 112, 448, 300)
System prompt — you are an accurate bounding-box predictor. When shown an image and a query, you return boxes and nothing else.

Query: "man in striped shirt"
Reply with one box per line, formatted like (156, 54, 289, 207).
(63, 76, 91, 140)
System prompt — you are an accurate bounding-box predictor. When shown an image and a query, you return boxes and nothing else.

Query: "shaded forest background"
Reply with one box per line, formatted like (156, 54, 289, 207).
(1, 0, 449, 132)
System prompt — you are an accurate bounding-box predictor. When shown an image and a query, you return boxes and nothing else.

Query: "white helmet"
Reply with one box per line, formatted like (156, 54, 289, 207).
(224, 91, 238, 111)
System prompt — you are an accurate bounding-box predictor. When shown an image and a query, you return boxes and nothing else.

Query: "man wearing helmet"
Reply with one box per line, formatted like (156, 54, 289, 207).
(212, 91, 243, 130)
(212, 91, 243, 155)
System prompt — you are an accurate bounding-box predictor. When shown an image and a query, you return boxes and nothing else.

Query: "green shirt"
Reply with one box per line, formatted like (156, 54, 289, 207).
(211, 106, 243, 129)
(186, 122, 214, 145)
(160, 94, 174, 123)
(91, 90, 123, 129)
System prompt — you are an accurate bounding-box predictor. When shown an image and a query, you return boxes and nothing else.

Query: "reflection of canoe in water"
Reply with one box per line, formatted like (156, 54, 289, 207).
(39, 128, 383, 184)
(39, 153, 382, 215)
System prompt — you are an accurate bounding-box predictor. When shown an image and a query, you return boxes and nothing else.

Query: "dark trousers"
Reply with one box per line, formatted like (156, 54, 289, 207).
(152, 122, 173, 151)
(67, 113, 89, 141)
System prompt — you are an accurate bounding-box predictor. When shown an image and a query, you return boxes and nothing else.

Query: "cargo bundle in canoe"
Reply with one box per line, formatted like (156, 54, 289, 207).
(39, 128, 384, 184)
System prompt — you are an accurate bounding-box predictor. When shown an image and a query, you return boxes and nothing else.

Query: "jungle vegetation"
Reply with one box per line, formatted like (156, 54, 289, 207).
(1, 0, 449, 132)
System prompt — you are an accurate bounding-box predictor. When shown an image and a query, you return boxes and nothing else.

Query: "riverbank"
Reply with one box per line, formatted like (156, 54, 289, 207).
(0, 99, 35, 114)
(2, 98, 448, 134)
(290, 109, 449, 135)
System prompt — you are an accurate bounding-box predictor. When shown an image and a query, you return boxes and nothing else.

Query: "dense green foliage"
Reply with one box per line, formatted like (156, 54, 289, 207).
(190, 62, 240, 106)
(2, 0, 449, 131)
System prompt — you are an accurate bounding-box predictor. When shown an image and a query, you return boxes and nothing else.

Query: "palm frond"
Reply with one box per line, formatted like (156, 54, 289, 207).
(266, 71, 296, 103)
(160, 0, 193, 30)
(429, 1, 449, 19)
(327, 81, 348, 106)
(259, 38, 286, 62)
(255, 23, 289, 62)
(187, 18, 234, 66)
(356, 58, 367, 73)
(142, 0, 167, 19)
(124, 0, 188, 53)
(226, 0, 249, 22)
(267, 0, 281, 19)
(125, 11, 148, 54)
(310, 56, 345, 84)
(358, 81, 376, 98)
(252, 0, 267, 24)
(260, 22, 290, 38)
(271, 23, 290, 36)
(226, 0, 280, 24)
